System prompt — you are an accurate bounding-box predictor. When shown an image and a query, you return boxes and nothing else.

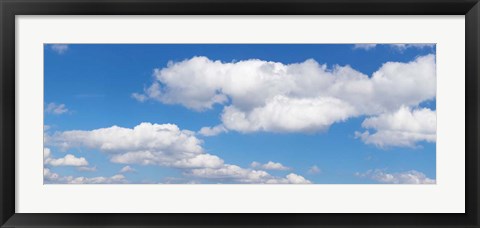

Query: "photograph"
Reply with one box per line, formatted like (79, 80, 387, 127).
(43, 44, 436, 184)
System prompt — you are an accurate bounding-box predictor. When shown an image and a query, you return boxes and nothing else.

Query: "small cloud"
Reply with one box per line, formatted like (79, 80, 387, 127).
(353, 44, 377, 50)
(77, 166, 97, 172)
(250, 161, 290, 171)
(198, 125, 227, 136)
(131, 93, 148, 102)
(390, 44, 435, 50)
(356, 169, 435, 184)
(45, 102, 68, 115)
(354, 43, 435, 51)
(308, 165, 321, 174)
(119, 165, 136, 173)
(50, 44, 69, 54)
(44, 151, 89, 167)
(355, 106, 436, 148)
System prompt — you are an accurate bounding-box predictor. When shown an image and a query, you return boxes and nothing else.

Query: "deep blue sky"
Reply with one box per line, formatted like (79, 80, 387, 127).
(44, 44, 436, 184)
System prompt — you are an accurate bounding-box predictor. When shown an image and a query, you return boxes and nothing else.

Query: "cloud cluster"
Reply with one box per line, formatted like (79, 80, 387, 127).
(47, 123, 311, 184)
(44, 168, 126, 184)
(355, 106, 436, 148)
(250, 161, 290, 170)
(353, 44, 435, 50)
(356, 169, 435, 184)
(133, 55, 436, 141)
(44, 148, 89, 167)
(49, 123, 221, 169)
(45, 102, 68, 115)
(186, 165, 310, 184)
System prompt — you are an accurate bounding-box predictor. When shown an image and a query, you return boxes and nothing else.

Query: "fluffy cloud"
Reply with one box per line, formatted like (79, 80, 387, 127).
(47, 123, 311, 184)
(186, 164, 310, 184)
(46, 154, 89, 166)
(198, 125, 228, 136)
(44, 168, 61, 182)
(51, 123, 202, 153)
(45, 102, 68, 115)
(356, 169, 435, 184)
(119, 165, 136, 173)
(251, 161, 290, 170)
(355, 106, 436, 148)
(221, 96, 356, 133)
(50, 44, 69, 54)
(49, 123, 222, 169)
(44, 168, 126, 184)
(44, 148, 89, 167)
(134, 55, 435, 134)
(110, 151, 224, 169)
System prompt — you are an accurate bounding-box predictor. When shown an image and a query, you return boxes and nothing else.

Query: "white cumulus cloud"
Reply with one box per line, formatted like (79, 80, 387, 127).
(250, 161, 290, 170)
(356, 169, 435, 184)
(186, 164, 310, 184)
(44, 148, 89, 167)
(47, 123, 311, 184)
(355, 106, 436, 148)
(119, 165, 136, 173)
(221, 96, 356, 133)
(133, 55, 436, 135)
(49, 123, 222, 169)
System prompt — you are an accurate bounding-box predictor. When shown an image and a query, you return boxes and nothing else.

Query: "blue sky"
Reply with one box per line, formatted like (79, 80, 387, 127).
(44, 44, 436, 184)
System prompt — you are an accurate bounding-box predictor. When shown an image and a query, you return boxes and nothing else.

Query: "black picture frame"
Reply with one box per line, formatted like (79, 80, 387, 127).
(1, 0, 479, 227)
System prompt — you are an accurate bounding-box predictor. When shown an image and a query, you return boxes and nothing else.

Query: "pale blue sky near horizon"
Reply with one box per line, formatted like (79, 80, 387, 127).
(43, 44, 436, 184)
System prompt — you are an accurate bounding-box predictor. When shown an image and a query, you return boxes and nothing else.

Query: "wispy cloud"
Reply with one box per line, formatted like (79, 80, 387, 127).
(250, 161, 290, 171)
(50, 44, 69, 54)
(356, 169, 435, 184)
(308, 165, 321, 174)
(353, 44, 377, 50)
(131, 93, 148, 102)
(44, 168, 127, 184)
(77, 166, 97, 172)
(45, 102, 68, 115)
(353, 43, 435, 51)
(198, 125, 228, 136)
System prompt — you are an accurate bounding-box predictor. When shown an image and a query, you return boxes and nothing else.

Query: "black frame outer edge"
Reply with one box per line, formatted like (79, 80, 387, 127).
(466, 2, 480, 227)
(1, 0, 16, 227)
(0, 0, 479, 228)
